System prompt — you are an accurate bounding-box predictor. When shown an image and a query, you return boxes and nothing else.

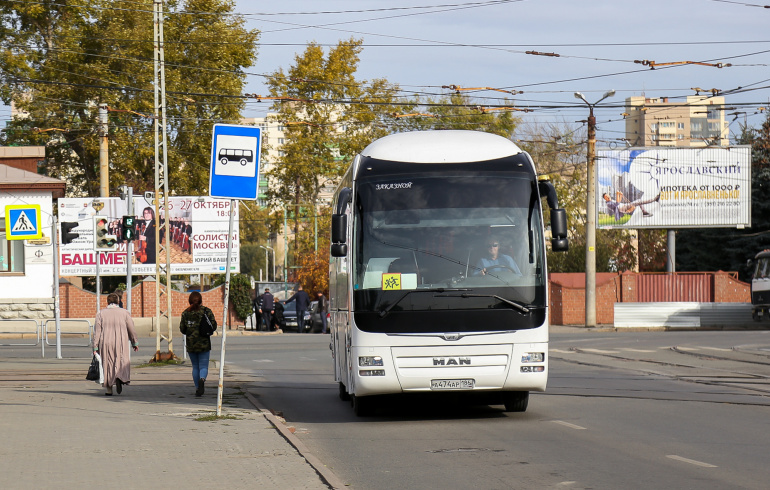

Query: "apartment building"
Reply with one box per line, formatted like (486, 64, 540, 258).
(624, 95, 729, 147)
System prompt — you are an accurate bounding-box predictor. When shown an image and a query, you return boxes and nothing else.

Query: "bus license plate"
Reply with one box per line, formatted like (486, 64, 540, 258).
(431, 379, 474, 390)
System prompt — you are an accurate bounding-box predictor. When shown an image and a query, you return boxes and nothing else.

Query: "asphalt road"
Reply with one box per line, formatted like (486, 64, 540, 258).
(8, 330, 768, 489)
(223, 330, 770, 490)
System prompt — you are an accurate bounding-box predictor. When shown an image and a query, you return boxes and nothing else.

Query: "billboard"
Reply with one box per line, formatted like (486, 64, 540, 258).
(58, 196, 239, 276)
(596, 147, 751, 229)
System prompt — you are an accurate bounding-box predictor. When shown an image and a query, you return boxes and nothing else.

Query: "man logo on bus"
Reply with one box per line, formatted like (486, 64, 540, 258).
(218, 148, 253, 166)
(433, 357, 471, 366)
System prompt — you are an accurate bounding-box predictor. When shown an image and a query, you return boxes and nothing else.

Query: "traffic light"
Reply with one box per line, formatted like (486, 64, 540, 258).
(122, 215, 136, 241)
(60, 221, 79, 245)
(93, 216, 117, 250)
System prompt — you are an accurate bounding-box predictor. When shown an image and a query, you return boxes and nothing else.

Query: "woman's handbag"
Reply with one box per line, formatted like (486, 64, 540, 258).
(86, 354, 100, 381)
(199, 310, 215, 336)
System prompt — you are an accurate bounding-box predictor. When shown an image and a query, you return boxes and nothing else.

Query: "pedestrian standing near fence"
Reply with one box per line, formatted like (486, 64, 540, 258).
(259, 287, 275, 332)
(179, 291, 217, 397)
(285, 285, 311, 333)
(316, 291, 328, 334)
(93, 293, 138, 396)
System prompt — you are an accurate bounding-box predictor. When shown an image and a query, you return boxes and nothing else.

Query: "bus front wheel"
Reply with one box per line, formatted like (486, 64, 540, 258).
(351, 394, 372, 416)
(503, 391, 529, 412)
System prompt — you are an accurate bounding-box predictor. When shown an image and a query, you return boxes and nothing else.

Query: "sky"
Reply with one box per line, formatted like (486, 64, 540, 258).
(1, 0, 768, 144)
(234, 0, 770, 143)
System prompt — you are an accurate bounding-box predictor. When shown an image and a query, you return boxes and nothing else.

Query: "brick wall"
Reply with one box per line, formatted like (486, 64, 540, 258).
(714, 271, 751, 302)
(59, 280, 234, 323)
(549, 271, 750, 326)
(549, 273, 618, 325)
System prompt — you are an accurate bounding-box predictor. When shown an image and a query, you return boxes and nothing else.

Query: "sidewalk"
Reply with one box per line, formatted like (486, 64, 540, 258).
(0, 356, 337, 489)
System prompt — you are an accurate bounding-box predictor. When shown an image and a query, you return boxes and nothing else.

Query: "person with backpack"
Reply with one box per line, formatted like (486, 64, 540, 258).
(179, 291, 217, 397)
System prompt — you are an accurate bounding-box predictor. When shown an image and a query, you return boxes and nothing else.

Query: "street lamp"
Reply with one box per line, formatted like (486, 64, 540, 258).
(260, 245, 275, 282)
(574, 89, 615, 328)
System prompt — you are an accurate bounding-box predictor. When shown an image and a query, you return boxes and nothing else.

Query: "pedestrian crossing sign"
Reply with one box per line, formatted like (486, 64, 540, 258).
(4, 204, 42, 240)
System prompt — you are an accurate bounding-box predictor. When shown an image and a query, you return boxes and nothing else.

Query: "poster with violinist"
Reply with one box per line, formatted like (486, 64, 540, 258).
(58, 196, 239, 276)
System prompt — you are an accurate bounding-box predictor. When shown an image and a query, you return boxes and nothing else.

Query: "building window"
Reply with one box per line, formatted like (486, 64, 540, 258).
(677, 122, 685, 130)
(277, 125, 285, 131)
(278, 138, 285, 144)
(678, 134, 684, 140)
(709, 122, 720, 132)
(650, 123, 658, 131)
(707, 110, 719, 120)
(0, 218, 25, 273)
(661, 121, 675, 128)
(691, 122, 702, 132)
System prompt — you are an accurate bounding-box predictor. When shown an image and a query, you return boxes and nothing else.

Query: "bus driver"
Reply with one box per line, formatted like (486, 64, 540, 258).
(474, 238, 521, 276)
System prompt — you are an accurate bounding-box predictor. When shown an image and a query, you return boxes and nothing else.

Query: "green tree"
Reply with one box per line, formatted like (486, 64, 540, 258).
(676, 115, 770, 280)
(265, 38, 402, 269)
(0, 0, 258, 196)
(266, 38, 401, 209)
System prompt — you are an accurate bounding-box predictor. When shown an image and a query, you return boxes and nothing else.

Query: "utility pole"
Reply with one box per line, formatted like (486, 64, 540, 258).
(153, 0, 174, 358)
(574, 90, 615, 328)
(99, 104, 109, 198)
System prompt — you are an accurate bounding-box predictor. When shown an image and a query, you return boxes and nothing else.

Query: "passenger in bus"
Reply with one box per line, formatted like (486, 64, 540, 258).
(474, 238, 521, 276)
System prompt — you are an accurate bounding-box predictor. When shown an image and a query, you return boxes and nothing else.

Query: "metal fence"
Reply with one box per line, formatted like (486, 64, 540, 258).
(44, 319, 93, 348)
(0, 319, 41, 347)
(0, 319, 94, 358)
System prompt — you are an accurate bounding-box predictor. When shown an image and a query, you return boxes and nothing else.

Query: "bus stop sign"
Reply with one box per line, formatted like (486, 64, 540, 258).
(209, 124, 263, 200)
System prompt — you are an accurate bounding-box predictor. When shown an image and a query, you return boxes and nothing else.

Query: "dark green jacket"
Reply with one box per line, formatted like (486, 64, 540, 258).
(180, 306, 217, 353)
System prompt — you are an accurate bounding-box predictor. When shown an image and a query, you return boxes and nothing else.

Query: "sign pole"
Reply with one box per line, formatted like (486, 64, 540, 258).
(53, 216, 62, 359)
(95, 250, 101, 317)
(126, 189, 134, 313)
(216, 198, 236, 417)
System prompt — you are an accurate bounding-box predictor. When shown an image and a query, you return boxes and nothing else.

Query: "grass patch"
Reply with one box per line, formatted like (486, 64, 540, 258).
(136, 359, 185, 368)
(195, 414, 240, 422)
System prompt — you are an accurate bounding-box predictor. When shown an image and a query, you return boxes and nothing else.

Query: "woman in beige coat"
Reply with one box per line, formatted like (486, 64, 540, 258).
(93, 293, 139, 395)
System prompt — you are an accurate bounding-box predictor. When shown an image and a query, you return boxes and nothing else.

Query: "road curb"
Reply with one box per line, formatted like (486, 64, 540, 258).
(244, 390, 347, 490)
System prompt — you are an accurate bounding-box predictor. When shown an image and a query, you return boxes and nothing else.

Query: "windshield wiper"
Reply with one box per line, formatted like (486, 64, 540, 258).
(378, 288, 471, 318)
(435, 293, 531, 314)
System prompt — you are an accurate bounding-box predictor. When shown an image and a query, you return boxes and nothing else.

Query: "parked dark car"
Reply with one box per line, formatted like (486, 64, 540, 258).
(282, 300, 322, 333)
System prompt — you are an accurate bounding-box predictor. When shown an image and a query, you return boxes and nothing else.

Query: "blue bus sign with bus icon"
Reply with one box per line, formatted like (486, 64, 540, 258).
(218, 148, 254, 166)
(209, 124, 262, 200)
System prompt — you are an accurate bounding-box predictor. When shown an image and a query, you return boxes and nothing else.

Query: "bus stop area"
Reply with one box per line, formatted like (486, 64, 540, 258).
(0, 343, 338, 489)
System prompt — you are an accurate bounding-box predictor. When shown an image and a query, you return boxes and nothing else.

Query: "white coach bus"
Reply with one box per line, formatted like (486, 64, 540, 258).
(329, 130, 569, 416)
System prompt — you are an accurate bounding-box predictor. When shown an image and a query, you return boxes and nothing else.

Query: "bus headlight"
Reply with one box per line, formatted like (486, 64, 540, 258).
(359, 356, 383, 367)
(521, 352, 545, 363)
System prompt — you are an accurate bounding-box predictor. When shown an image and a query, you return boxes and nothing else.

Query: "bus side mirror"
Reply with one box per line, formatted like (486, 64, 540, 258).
(331, 243, 348, 257)
(331, 214, 346, 244)
(331, 214, 348, 257)
(550, 208, 569, 252)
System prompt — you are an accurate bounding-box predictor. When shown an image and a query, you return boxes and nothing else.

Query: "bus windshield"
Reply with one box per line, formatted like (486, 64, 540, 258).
(352, 172, 547, 330)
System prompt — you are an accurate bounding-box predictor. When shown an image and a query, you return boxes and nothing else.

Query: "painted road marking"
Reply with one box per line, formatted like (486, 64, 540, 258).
(581, 348, 619, 354)
(552, 420, 587, 430)
(666, 455, 717, 468)
(620, 348, 656, 353)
